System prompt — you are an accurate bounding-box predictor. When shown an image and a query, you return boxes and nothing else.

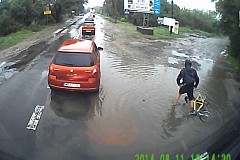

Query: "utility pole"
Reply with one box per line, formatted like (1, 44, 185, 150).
(170, 0, 173, 34)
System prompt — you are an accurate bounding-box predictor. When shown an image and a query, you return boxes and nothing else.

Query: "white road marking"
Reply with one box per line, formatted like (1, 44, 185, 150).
(0, 62, 6, 68)
(61, 29, 69, 34)
(54, 29, 62, 34)
(26, 105, 45, 131)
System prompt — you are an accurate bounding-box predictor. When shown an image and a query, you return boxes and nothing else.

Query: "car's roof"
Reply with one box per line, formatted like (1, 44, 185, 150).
(58, 39, 93, 53)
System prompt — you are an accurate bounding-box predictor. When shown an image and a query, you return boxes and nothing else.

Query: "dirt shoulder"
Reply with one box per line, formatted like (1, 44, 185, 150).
(101, 18, 172, 59)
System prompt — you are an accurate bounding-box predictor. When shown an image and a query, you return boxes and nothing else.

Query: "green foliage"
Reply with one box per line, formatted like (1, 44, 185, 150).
(0, 0, 87, 36)
(227, 54, 240, 70)
(0, 16, 23, 35)
(216, 0, 240, 58)
(103, 0, 124, 18)
(153, 26, 183, 38)
(120, 17, 126, 22)
(103, 16, 209, 39)
(0, 30, 35, 49)
(27, 21, 44, 32)
(176, 9, 219, 33)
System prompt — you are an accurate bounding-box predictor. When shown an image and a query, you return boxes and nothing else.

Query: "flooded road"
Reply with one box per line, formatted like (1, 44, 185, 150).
(0, 15, 239, 160)
(35, 16, 239, 159)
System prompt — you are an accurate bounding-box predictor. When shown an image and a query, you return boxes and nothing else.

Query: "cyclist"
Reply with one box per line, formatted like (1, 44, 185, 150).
(173, 59, 199, 114)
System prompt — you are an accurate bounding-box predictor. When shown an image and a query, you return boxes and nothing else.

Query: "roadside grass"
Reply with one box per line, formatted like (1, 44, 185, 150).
(0, 30, 36, 50)
(103, 16, 213, 39)
(192, 29, 213, 37)
(227, 54, 240, 70)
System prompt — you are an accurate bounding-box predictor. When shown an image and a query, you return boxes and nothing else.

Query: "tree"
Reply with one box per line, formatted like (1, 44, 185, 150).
(215, 0, 240, 58)
(50, 0, 87, 23)
(0, 0, 21, 35)
(0, 0, 88, 35)
(103, 0, 123, 21)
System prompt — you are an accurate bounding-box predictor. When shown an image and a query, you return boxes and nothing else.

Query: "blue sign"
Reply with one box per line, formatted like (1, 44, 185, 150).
(124, 9, 130, 15)
(154, 0, 161, 14)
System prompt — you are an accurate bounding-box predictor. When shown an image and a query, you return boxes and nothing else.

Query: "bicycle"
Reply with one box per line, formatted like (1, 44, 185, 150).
(186, 89, 214, 123)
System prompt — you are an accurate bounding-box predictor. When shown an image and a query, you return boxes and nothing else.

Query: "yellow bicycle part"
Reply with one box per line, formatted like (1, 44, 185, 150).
(193, 94, 204, 111)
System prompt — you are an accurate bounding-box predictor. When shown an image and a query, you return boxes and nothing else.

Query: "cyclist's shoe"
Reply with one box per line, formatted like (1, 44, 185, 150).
(184, 96, 189, 103)
(189, 110, 197, 115)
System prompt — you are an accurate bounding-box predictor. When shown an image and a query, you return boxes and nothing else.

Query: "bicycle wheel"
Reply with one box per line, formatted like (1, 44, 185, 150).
(194, 89, 207, 101)
(199, 110, 214, 123)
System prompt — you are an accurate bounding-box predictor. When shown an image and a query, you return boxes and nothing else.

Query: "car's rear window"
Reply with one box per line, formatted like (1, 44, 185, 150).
(53, 52, 94, 67)
(85, 18, 94, 21)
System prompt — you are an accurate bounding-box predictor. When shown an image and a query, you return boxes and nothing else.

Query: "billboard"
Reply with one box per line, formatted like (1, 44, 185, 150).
(124, 0, 150, 12)
(124, 0, 160, 14)
(154, 0, 160, 14)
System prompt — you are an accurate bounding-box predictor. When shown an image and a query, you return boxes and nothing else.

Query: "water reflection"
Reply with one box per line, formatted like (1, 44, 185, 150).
(161, 106, 187, 139)
(50, 90, 102, 121)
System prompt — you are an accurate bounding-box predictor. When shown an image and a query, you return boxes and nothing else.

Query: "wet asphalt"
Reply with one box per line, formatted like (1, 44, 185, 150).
(0, 15, 239, 160)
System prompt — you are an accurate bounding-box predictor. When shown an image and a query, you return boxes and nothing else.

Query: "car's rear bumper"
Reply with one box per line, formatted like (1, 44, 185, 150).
(48, 75, 99, 92)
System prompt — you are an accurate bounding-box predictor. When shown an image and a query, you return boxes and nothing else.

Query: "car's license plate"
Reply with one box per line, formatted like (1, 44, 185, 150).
(86, 30, 91, 32)
(63, 83, 80, 88)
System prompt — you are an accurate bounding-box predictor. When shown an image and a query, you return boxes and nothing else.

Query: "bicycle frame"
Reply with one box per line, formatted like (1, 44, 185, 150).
(191, 91, 213, 122)
(193, 94, 204, 112)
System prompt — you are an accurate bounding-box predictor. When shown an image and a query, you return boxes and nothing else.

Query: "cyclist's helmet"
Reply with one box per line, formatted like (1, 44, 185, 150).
(185, 59, 192, 68)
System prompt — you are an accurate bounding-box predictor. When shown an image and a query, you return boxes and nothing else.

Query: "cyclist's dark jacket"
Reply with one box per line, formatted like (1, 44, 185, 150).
(176, 66, 199, 87)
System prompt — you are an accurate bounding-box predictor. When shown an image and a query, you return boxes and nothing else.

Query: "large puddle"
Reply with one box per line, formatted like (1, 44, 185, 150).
(35, 17, 239, 160)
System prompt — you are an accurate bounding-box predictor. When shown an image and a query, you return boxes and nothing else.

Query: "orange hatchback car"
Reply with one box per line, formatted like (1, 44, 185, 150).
(82, 21, 95, 35)
(48, 39, 103, 92)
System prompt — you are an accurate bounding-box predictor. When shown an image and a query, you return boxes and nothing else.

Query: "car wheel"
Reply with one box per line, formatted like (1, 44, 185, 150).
(49, 86, 58, 94)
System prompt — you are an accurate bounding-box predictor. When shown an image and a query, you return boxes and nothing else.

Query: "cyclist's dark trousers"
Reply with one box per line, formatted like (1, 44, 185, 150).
(179, 84, 194, 101)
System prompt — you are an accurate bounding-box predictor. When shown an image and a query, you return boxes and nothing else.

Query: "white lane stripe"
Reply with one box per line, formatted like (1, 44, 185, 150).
(54, 29, 62, 34)
(0, 62, 6, 68)
(61, 29, 69, 33)
(26, 105, 45, 131)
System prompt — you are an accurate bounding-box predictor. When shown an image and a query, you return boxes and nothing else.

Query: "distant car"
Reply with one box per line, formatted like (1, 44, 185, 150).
(48, 39, 103, 92)
(81, 21, 95, 35)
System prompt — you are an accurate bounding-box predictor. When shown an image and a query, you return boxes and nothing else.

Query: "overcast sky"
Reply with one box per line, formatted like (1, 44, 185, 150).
(173, 0, 216, 11)
(85, 0, 216, 11)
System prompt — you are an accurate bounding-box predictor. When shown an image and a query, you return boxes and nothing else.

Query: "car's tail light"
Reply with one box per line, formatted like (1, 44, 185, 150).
(49, 65, 53, 74)
(89, 68, 98, 78)
(49, 65, 56, 76)
(49, 65, 60, 76)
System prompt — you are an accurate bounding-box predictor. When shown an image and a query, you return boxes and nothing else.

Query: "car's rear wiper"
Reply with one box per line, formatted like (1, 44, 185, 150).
(62, 63, 75, 66)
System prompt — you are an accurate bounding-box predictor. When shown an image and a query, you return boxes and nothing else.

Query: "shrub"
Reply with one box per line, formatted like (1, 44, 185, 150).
(120, 17, 126, 22)
(27, 21, 43, 32)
